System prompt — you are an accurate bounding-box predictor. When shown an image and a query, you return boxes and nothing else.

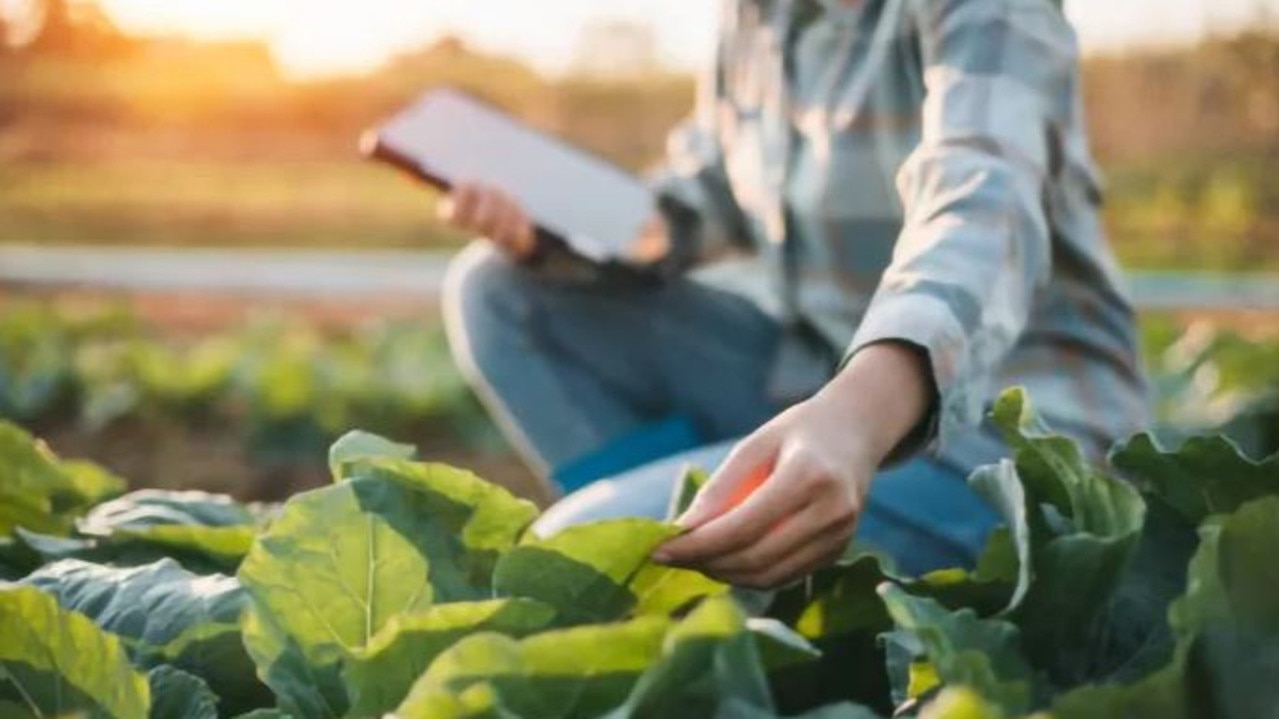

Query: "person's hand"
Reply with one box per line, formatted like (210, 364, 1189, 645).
(437, 182, 537, 260)
(653, 342, 933, 589)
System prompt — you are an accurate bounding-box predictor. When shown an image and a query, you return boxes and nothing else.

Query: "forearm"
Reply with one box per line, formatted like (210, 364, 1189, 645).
(812, 342, 933, 466)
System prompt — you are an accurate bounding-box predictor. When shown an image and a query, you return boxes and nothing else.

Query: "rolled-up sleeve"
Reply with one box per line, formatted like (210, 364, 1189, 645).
(844, 0, 1076, 451)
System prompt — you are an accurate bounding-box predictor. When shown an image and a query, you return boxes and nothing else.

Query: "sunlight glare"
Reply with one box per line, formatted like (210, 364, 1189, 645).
(93, 0, 1279, 78)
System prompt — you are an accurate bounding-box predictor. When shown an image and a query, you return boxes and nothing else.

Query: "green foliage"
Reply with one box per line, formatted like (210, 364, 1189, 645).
(0, 307, 493, 471)
(494, 520, 685, 625)
(608, 597, 775, 717)
(989, 390, 1147, 674)
(879, 585, 1036, 715)
(2, 394, 1279, 718)
(1141, 322, 1279, 460)
(0, 585, 150, 719)
(6, 487, 264, 575)
(343, 599, 556, 717)
(668, 467, 710, 520)
(1169, 496, 1279, 641)
(236, 460, 536, 717)
(20, 558, 269, 715)
(1112, 433, 1279, 525)
(328, 430, 417, 481)
(0, 421, 125, 535)
(147, 665, 220, 719)
(395, 618, 670, 719)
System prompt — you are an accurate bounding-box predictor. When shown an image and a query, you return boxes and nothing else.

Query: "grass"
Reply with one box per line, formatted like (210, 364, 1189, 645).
(4, 155, 1279, 273)
(1104, 152, 1279, 272)
(0, 160, 468, 249)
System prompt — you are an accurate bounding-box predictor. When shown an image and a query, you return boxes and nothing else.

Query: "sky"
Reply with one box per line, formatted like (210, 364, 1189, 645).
(83, 0, 1279, 77)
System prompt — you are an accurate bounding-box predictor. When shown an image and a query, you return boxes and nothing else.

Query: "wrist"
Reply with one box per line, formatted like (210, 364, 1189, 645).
(818, 342, 933, 464)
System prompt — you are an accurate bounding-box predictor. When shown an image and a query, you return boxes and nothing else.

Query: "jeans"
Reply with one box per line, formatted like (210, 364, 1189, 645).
(443, 242, 1003, 574)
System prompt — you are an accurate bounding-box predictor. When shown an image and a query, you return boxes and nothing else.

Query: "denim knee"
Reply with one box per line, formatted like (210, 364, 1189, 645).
(441, 241, 533, 386)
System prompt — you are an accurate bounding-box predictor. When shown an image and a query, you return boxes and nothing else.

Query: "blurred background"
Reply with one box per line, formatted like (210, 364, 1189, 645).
(1, 0, 1277, 504)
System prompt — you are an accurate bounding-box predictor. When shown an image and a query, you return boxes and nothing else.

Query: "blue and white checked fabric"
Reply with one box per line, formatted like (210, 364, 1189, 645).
(651, 0, 1151, 463)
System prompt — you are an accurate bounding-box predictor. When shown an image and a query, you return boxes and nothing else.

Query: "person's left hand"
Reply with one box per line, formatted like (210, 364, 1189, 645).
(652, 342, 931, 589)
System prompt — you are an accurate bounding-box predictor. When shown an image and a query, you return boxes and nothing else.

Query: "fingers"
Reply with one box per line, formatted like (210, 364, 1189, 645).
(722, 530, 850, 590)
(676, 429, 781, 530)
(437, 182, 535, 259)
(629, 213, 672, 263)
(698, 498, 856, 579)
(659, 445, 813, 565)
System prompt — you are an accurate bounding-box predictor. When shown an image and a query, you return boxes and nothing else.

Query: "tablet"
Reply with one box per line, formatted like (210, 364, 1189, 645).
(362, 87, 659, 265)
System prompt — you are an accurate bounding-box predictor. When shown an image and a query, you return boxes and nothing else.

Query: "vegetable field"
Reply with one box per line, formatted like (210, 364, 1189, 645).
(1, 379, 1278, 718)
(0, 304, 482, 443)
(0, 304, 530, 500)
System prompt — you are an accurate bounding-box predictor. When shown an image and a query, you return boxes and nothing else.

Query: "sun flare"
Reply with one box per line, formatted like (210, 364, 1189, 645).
(96, 0, 459, 76)
(90, 0, 1278, 78)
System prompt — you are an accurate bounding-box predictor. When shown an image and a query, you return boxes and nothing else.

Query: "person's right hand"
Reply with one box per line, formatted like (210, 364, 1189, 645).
(437, 182, 537, 260)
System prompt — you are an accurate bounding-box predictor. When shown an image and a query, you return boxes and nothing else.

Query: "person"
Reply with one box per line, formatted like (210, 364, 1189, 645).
(438, 0, 1150, 587)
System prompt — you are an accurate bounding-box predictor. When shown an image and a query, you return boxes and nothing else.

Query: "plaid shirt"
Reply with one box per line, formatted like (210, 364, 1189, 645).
(653, 0, 1150, 464)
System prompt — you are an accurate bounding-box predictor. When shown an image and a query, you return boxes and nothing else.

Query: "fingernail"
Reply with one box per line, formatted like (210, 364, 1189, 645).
(651, 551, 673, 564)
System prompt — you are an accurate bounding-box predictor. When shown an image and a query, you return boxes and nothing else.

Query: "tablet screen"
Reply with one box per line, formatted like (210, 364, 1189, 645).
(367, 88, 658, 263)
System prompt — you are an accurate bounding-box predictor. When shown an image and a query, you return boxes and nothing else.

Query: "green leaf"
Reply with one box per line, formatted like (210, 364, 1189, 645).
(1176, 627, 1279, 719)
(8, 490, 263, 573)
(612, 596, 775, 717)
(1049, 628, 1279, 719)
(0, 585, 150, 719)
(0, 533, 43, 580)
(58, 460, 128, 512)
(239, 466, 536, 717)
(990, 390, 1146, 668)
(667, 467, 710, 521)
(493, 519, 683, 624)
(748, 617, 822, 671)
(51, 486, 264, 570)
(1111, 433, 1279, 526)
(1078, 497, 1197, 686)
(232, 710, 296, 719)
(1053, 497, 1279, 719)
(11, 526, 250, 576)
(328, 430, 416, 481)
(391, 683, 509, 719)
(347, 459, 540, 577)
(343, 599, 556, 717)
(785, 703, 884, 719)
(20, 557, 244, 649)
(918, 687, 1009, 719)
(782, 554, 892, 641)
(1049, 679, 1173, 719)
(0, 422, 93, 534)
(109, 525, 256, 570)
(20, 558, 269, 716)
(878, 584, 1036, 715)
(769, 460, 1027, 696)
(764, 552, 895, 712)
(240, 606, 342, 719)
(1169, 496, 1279, 640)
(964, 462, 1032, 613)
(626, 560, 730, 617)
(147, 666, 218, 719)
(80, 489, 258, 532)
(397, 618, 670, 719)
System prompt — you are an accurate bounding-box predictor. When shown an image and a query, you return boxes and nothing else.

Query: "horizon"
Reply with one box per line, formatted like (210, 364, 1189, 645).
(41, 0, 1279, 77)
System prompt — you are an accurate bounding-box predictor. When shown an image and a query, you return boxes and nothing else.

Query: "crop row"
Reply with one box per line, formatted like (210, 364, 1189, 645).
(0, 305, 493, 460)
(1, 386, 1277, 718)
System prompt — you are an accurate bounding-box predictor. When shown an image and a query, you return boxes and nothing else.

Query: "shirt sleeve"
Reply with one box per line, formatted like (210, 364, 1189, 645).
(646, 11, 751, 269)
(843, 0, 1077, 453)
